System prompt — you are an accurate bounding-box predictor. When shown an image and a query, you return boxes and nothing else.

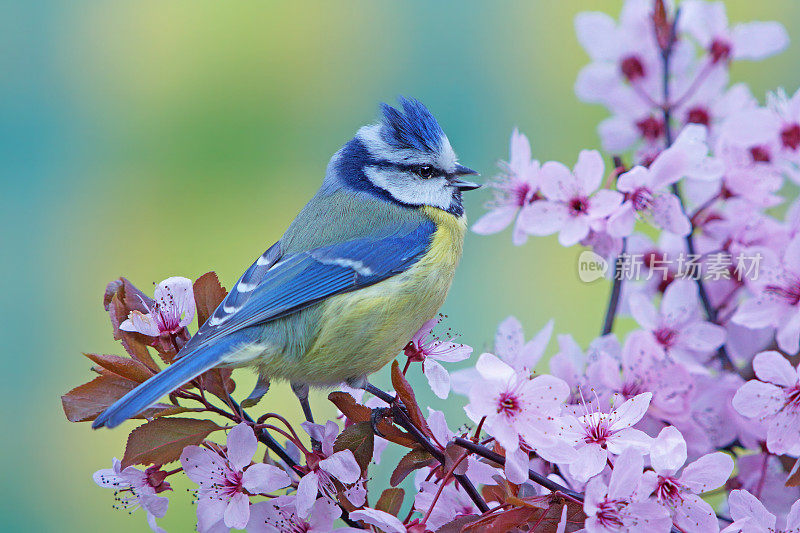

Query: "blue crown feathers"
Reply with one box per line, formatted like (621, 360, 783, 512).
(379, 97, 445, 154)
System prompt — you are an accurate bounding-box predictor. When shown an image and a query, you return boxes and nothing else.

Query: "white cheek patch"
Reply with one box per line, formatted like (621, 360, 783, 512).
(364, 167, 453, 210)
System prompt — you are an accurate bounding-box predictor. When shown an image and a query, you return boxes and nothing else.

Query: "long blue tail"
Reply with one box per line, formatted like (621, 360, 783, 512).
(92, 336, 240, 429)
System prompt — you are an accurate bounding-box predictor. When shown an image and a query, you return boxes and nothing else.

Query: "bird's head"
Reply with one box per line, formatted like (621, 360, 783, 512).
(330, 97, 480, 216)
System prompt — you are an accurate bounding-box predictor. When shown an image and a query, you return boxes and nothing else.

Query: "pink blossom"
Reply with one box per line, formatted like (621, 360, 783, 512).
(296, 421, 362, 517)
(180, 423, 291, 531)
(423, 409, 497, 486)
(629, 279, 726, 372)
(722, 489, 800, 533)
(450, 317, 553, 396)
(676, 373, 761, 457)
(404, 317, 472, 399)
(349, 508, 407, 533)
(732, 237, 800, 354)
(521, 150, 623, 246)
(472, 129, 541, 245)
(94, 458, 169, 533)
(574, 1, 668, 107)
(120, 276, 195, 337)
(736, 453, 800, 523)
(679, 1, 788, 63)
(732, 351, 800, 455)
(583, 448, 672, 533)
(640, 426, 733, 533)
(608, 125, 722, 238)
(673, 68, 757, 138)
(246, 495, 355, 533)
(768, 88, 800, 175)
(588, 330, 694, 421)
(415, 480, 478, 531)
(490, 316, 553, 375)
(554, 392, 653, 482)
(465, 353, 576, 473)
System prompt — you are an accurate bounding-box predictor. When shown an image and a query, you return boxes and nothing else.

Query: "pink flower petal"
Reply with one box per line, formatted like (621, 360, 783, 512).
(424, 359, 451, 399)
(319, 450, 361, 484)
(651, 426, 687, 476)
(241, 463, 291, 494)
(472, 206, 519, 235)
(679, 452, 734, 493)
(520, 320, 554, 370)
(679, 322, 726, 352)
(348, 509, 406, 533)
(574, 12, 618, 61)
(520, 200, 568, 236)
(558, 216, 590, 247)
(568, 443, 607, 482)
(540, 161, 577, 202)
(495, 316, 525, 363)
(732, 21, 789, 60)
(766, 410, 800, 455)
(226, 422, 257, 472)
(606, 428, 653, 455)
(295, 471, 320, 518)
(777, 311, 800, 354)
(180, 446, 229, 485)
(475, 352, 516, 382)
(120, 311, 161, 337)
(728, 489, 776, 529)
(223, 492, 250, 529)
(573, 150, 604, 194)
(589, 189, 623, 219)
(504, 447, 530, 485)
(673, 493, 718, 533)
(651, 193, 691, 235)
(752, 350, 798, 387)
(598, 114, 640, 152)
(196, 497, 228, 533)
(616, 166, 650, 192)
(610, 392, 652, 431)
(607, 447, 643, 500)
(732, 380, 784, 418)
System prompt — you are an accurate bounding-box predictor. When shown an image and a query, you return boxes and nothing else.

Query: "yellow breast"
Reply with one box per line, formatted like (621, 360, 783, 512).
(263, 207, 467, 385)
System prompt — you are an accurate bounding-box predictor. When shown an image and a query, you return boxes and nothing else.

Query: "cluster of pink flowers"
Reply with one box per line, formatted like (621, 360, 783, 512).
(85, 2, 800, 532)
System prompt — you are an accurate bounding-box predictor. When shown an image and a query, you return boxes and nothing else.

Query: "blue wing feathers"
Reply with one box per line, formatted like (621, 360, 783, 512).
(92, 335, 246, 428)
(93, 218, 435, 428)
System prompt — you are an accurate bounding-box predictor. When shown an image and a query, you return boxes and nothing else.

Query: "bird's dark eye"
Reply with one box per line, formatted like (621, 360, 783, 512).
(416, 165, 435, 178)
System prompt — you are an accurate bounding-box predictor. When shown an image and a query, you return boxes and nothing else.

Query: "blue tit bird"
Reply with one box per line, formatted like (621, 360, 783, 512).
(93, 97, 480, 430)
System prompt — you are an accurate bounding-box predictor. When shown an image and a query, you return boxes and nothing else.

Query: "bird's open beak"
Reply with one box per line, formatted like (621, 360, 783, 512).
(451, 164, 481, 191)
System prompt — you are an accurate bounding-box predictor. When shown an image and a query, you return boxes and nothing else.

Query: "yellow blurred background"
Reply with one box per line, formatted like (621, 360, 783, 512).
(3, 1, 800, 530)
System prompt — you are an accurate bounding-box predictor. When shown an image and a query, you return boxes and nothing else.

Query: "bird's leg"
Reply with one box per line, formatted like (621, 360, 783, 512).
(291, 382, 320, 451)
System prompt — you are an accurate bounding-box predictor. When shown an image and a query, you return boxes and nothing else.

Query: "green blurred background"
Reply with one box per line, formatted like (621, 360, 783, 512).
(4, 1, 800, 530)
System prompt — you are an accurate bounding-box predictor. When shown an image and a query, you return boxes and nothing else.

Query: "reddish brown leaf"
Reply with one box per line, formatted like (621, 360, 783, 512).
(464, 507, 538, 533)
(328, 392, 417, 448)
(193, 272, 227, 327)
(390, 447, 436, 487)
(390, 360, 432, 438)
(83, 353, 153, 383)
(121, 417, 222, 468)
(435, 515, 481, 533)
(62, 375, 139, 422)
(61, 375, 178, 422)
(375, 488, 405, 516)
(334, 421, 374, 476)
(198, 368, 236, 399)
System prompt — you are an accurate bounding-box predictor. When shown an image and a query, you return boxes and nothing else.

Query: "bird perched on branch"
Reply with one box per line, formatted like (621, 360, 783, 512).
(93, 97, 480, 429)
